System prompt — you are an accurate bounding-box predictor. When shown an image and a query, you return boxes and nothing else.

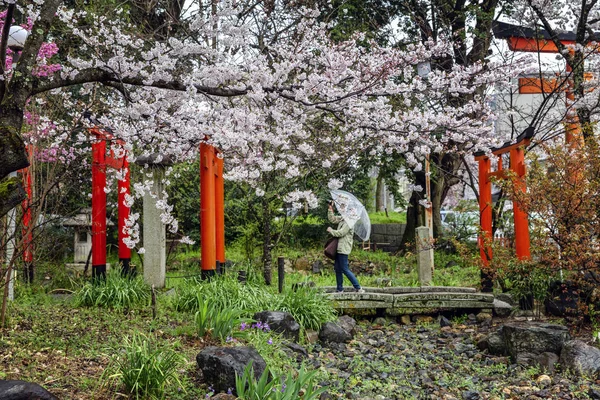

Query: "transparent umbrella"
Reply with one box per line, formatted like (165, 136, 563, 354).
(330, 189, 371, 241)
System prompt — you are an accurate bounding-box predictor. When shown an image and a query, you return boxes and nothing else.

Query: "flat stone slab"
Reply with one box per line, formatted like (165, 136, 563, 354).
(323, 286, 503, 311)
(320, 286, 477, 294)
(394, 292, 494, 303)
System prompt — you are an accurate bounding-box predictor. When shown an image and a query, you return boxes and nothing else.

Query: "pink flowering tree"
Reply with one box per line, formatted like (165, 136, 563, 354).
(0, 0, 523, 269)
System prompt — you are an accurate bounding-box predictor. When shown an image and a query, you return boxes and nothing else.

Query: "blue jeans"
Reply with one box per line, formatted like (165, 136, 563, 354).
(334, 253, 361, 291)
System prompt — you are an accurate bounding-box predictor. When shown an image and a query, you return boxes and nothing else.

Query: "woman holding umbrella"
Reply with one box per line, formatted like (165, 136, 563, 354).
(327, 192, 366, 294)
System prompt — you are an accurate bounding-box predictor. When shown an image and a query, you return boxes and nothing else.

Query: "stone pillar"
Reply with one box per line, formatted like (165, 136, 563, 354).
(137, 155, 172, 288)
(416, 226, 433, 286)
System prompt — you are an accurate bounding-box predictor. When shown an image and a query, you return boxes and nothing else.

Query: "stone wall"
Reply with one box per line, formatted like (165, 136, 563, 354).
(368, 223, 406, 252)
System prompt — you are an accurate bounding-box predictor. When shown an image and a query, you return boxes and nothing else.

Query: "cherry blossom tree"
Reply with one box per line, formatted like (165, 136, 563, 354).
(0, 0, 523, 282)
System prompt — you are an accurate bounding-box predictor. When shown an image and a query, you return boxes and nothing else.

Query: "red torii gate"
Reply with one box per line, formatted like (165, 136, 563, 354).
(492, 21, 590, 146)
(475, 128, 534, 291)
(90, 128, 131, 279)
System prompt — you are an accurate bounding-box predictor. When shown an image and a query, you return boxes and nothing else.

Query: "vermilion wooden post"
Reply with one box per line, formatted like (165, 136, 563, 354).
(200, 143, 216, 278)
(21, 145, 33, 283)
(510, 147, 531, 260)
(118, 156, 132, 275)
(478, 157, 493, 291)
(215, 150, 225, 264)
(91, 132, 107, 279)
(565, 62, 584, 148)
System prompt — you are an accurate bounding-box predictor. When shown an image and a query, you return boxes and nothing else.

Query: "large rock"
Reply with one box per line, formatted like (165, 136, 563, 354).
(560, 340, 600, 377)
(337, 315, 357, 335)
(253, 311, 301, 342)
(197, 346, 267, 394)
(503, 322, 570, 361)
(480, 322, 570, 362)
(319, 321, 352, 343)
(0, 380, 58, 400)
(281, 341, 309, 362)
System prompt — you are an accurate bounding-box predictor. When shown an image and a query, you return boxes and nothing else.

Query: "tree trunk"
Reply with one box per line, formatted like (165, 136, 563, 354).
(0, 175, 25, 217)
(401, 170, 425, 249)
(431, 173, 445, 238)
(375, 175, 384, 211)
(261, 196, 272, 285)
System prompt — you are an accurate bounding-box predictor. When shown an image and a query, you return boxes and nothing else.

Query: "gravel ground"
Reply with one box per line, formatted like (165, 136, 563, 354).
(310, 315, 600, 400)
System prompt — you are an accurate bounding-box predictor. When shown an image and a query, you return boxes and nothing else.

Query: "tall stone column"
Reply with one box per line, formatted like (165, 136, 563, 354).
(136, 155, 172, 288)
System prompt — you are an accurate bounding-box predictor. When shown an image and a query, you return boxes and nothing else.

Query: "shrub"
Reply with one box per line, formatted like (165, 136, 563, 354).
(108, 333, 183, 399)
(74, 270, 150, 309)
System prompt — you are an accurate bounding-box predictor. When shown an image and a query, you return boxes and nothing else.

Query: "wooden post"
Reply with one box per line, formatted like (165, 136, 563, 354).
(277, 257, 285, 293)
(200, 143, 216, 279)
(118, 155, 132, 276)
(215, 151, 225, 264)
(21, 145, 33, 282)
(478, 157, 493, 266)
(91, 133, 107, 280)
(510, 147, 531, 260)
(478, 157, 493, 292)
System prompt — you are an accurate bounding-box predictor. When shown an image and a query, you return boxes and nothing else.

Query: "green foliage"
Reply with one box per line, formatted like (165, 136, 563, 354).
(194, 295, 249, 342)
(172, 274, 273, 315)
(108, 333, 184, 399)
(369, 211, 406, 224)
(495, 258, 553, 308)
(282, 215, 329, 248)
(277, 286, 337, 331)
(171, 274, 335, 331)
(235, 363, 326, 400)
(74, 270, 151, 309)
(167, 161, 201, 243)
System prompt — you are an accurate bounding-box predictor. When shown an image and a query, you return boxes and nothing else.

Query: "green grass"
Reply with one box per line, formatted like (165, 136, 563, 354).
(368, 211, 406, 224)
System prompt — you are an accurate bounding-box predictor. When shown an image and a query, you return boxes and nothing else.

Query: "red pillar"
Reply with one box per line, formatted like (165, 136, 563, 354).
(510, 147, 531, 260)
(91, 134, 107, 279)
(200, 143, 216, 277)
(215, 151, 225, 265)
(21, 145, 33, 283)
(478, 157, 493, 292)
(118, 155, 132, 275)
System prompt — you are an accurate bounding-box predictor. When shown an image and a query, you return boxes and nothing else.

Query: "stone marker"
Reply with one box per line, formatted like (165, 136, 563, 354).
(136, 154, 173, 288)
(416, 226, 433, 286)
